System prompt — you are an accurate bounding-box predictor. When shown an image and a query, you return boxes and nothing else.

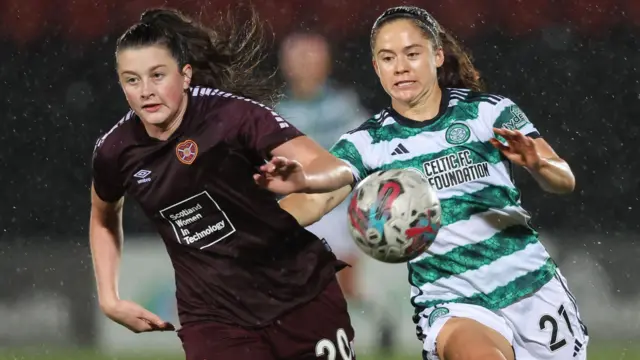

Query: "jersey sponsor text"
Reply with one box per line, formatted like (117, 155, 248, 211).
(423, 150, 490, 190)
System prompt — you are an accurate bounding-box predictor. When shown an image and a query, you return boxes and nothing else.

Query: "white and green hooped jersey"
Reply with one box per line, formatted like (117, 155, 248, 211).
(330, 88, 556, 314)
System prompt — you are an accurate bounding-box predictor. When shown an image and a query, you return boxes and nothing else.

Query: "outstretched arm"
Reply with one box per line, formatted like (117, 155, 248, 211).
(491, 128, 575, 194)
(255, 136, 355, 195)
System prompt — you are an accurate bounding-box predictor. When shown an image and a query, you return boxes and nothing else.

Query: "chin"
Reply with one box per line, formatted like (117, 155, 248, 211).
(140, 113, 170, 126)
(392, 92, 418, 105)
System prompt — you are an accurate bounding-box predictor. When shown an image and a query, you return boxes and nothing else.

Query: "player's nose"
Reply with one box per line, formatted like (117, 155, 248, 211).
(394, 56, 410, 74)
(140, 79, 155, 99)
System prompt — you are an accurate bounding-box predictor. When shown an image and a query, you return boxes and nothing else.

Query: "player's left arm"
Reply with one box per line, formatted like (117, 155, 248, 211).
(490, 99, 575, 194)
(270, 136, 355, 193)
(491, 129, 575, 194)
(240, 104, 353, 194)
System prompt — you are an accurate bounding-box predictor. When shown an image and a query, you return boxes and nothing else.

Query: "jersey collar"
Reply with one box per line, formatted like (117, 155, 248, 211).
(386, 88, 450, 128)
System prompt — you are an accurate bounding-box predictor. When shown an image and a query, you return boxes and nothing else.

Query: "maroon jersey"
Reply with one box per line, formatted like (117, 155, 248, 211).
(92, 86, 345, 327)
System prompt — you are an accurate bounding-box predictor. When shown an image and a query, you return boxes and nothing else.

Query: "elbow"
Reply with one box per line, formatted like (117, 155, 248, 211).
(549, 180, 575, 195)
(546, 171, 576, 195)
(556, 162, 576, 194)
(538, 158, 575, 195)
(564, 175, 576, 194)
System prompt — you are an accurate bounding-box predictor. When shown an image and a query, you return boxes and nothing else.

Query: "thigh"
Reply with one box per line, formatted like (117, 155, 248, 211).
(178, 321, 275, 360)
(500, 273, 589, 360)
(437, 317, 515, 360)
(416, 303, 514, 360)
(267, 278, 356, 360)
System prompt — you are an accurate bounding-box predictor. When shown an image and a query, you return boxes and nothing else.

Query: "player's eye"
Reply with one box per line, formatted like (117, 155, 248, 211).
(126, 77, 138, 84)
(153, 73, 165, 80)
(408, 52, 419, 58)
(382, 56, 394, 62)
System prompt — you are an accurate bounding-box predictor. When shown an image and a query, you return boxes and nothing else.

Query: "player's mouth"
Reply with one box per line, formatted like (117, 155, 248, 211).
(394, 80, 416, 88)
(142, 104, 162, 112)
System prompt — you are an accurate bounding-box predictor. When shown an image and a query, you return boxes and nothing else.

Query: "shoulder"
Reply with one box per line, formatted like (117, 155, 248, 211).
(345, 109, 389, 135)
(447, 88, 509, 106)
(447, 88, 520, 109)
(93, 109, 137, 163)
(188, 86, 280, 120)
(447, 88, 521, 118)
(330, 110, 390, 156)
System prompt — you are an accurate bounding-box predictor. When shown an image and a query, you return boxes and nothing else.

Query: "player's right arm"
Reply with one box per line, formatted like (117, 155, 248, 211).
(89, 186, 124, 312)
(90, 142, 173, 333)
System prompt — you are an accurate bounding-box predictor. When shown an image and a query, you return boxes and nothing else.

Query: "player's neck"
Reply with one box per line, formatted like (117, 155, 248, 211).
(144, 93, 189, 141)
(392, 86, 442, 121)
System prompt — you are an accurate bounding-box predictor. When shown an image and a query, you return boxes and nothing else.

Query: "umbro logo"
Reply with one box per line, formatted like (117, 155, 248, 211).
(134, 169, 152, 184)
(391, 143, 409, 156)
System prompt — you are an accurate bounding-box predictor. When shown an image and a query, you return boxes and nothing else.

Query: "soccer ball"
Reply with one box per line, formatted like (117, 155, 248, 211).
(347, 169, 441, 263)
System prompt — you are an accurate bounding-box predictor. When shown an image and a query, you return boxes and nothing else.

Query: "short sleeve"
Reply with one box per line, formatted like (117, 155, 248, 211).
(492, 98, 540, 139)
(329, 133, 370, 183)
(239, 104, 304, 158)
(92, 140, 125, 202)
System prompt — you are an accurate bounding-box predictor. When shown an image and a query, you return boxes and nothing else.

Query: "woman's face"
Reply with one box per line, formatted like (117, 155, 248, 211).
(372, 19, 444, 106)
(116, 44, 191, 128)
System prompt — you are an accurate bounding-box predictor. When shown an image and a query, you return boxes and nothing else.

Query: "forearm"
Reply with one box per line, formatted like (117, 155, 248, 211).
(303, 156, 354, 193)
(280, 185, 352, 226)
(89, 216, 123, 310)
(527, 157, 575, 194)
(279, 194, 326, 226)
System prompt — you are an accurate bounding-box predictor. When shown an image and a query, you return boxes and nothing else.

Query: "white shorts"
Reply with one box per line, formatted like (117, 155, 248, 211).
(416, 270, 589, 360)
(305, 200, 357, 257)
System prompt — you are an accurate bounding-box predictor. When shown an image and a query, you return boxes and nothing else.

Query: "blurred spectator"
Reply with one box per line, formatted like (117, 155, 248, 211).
(276, 32, 369, 301)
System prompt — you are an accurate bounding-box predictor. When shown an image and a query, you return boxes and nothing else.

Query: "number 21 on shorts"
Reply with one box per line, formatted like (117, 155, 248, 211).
(539, 304, 586, 357)
(315, 328, 355, 360)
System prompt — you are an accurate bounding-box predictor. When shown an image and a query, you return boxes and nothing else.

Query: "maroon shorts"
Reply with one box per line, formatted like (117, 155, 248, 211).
(178, 279, 355, 360)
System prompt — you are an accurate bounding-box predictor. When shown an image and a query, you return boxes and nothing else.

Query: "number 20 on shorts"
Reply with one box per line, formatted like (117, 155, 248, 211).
(315, 328, 354, 360)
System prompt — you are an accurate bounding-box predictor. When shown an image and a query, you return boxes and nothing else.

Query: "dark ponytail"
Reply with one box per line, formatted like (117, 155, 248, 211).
(437, 30, 484, 92)
(116, 6, 280, 105)
(370, 6, 485, 92)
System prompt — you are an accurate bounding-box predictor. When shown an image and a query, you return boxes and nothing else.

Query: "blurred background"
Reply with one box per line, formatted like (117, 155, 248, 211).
(1, 0, 639, 359)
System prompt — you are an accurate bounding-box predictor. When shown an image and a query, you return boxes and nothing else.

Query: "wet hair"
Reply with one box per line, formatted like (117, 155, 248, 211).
(115, 6, 280, 105)
(370, 6, 485, 92)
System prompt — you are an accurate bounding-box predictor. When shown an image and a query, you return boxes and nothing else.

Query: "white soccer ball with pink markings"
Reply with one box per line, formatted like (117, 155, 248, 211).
(347, 169, 441, 263)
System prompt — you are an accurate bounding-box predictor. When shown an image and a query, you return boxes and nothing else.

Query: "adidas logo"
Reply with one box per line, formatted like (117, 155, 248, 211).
(391, 143, 409, 155)
(573, 339, 583, 357)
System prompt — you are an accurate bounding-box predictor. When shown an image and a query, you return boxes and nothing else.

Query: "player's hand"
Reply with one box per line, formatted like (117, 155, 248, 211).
(253, 156, 307, 195)
(490, 128, 542, 170)
(102, 299, 175, 333)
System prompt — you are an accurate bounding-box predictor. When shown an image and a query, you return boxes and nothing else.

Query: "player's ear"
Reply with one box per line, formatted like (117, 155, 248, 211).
(434, 47, 444, 68)
(182, 64, 192, 90)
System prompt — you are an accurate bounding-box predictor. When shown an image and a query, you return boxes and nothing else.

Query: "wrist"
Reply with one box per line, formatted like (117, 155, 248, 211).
(99, 294, 120, 313)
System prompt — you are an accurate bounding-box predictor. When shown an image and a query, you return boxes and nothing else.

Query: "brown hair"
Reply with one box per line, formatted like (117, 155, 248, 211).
(115, 6, 280, 105)
(370, 6, 485, 92)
